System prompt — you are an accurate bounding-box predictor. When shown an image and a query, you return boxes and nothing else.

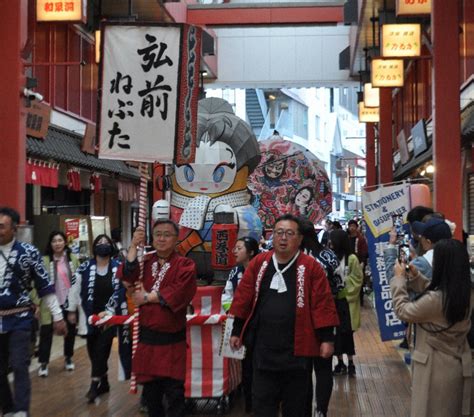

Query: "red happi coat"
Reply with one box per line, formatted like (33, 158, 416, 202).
(229, 250, 339, 357)
(118, 251, 197, 382)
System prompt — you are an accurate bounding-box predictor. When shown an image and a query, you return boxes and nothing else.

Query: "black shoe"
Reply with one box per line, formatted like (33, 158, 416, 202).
(97, 376, 110, 395)
(348, 364, 356, 377)
(333, 363, 347, 375)
(86, 381, 100, 403)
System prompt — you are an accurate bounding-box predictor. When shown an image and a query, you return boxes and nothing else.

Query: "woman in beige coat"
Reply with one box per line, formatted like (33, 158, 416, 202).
(391, 239, 472, 417)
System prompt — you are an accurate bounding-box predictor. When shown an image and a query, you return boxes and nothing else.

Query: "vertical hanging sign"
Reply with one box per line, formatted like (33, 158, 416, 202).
(99, 24, 201, 164)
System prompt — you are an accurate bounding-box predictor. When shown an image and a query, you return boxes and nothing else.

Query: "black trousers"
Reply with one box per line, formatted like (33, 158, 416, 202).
(38, 310, 76, 364)
(242, 348, 253, 412)
(86, 327, 114, 378)
(304, 357, 334, 417)
(253, 367, 309, 417)
(142, 377, 185, 417)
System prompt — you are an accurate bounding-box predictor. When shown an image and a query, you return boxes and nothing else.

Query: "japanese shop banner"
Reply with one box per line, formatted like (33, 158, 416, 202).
(362, 184, 410, 341)
(99, 24, 201, 164)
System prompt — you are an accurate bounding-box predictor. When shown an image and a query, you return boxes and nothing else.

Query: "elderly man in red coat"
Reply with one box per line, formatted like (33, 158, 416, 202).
(119, 220, 197, 417)
(230, 214, 339, 417)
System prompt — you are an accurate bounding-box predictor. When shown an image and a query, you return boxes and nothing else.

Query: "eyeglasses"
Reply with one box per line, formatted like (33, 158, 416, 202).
(274, 229, 299, 238)
(153, 232, 178, 239)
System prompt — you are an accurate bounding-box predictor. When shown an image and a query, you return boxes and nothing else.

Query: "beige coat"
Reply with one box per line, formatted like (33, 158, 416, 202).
(391, 274, 473, 417)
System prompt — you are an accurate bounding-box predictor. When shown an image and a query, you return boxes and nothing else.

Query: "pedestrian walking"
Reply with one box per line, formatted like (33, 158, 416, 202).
(0, 207, 66, 417)
(229, 214, 339, 417)
(119, 220, 197, 417)
(37, 231, 80, 377)
(66, 234, 122, 403)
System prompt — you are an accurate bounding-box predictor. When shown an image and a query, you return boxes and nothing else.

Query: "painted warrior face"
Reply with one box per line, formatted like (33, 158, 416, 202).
(175, 141, 237, 194)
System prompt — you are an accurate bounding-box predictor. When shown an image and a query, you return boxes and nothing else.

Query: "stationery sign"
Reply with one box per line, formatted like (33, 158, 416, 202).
(363, 183, 411, 341)
(382, 24, 421, 58)
(358, 102, 379, 123)
(37, 0, 86, 23)
(99, 24, 201, 164)
(396, 0, 431, 16)
(371, 59, 404, 87)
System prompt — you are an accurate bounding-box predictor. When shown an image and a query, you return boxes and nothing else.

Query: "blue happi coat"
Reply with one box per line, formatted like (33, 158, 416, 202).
(0, 240, 55, 333)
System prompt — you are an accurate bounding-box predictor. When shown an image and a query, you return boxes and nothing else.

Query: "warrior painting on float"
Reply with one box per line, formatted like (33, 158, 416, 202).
(248, 138, 332, 230)
(170, 98, 262, 278)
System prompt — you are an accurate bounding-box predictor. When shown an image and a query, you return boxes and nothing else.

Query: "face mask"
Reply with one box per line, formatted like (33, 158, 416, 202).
(95, 244, 113, 257)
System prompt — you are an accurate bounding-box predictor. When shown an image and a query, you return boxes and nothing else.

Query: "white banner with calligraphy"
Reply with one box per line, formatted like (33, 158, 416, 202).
(99, 25, 200, 164)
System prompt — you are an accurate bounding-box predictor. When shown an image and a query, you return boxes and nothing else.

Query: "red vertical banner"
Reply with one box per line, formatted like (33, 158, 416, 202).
(174, 24, 202, 166)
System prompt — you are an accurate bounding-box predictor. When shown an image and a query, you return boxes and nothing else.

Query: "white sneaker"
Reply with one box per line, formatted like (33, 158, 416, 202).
(65, 357, 75, 371)
(13, 412, 28, 417)
(38, 364, 48, 377)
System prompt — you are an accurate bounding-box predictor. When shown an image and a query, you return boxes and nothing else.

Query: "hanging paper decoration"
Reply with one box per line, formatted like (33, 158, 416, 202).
(170, 98, 262, 278)
(67, 168, 81, 191)
(26, 160, 59, 188)
(89, 173, 102, 194)
(248, 138, 332, 230)
(211, 223, 238, 270)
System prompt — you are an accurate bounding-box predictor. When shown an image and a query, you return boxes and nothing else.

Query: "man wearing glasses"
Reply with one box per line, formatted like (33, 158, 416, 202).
(119, 220, 197, 417)
(230, 214, 339, 417)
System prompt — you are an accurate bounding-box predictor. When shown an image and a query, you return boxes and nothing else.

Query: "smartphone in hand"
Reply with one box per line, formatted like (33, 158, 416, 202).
(392, 214, 404, 242)
(398, 244, 411, 270)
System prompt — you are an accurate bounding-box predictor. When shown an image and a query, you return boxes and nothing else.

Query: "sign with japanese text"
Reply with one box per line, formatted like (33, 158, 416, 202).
(396, 0, 431, 16)
(26, 102, 51, 139)
(363, 83, 379, 108)
(37, 0, 86, 23)
(362, 184, 410, 341)
(358, 102, 379, 123)
(371, 58, 404, 87)
(382, 24, 421, 58)
(99, 24, 201, 164)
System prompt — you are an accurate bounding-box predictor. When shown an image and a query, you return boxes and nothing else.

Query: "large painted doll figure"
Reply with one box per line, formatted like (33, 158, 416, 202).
(170, 98, 262, 279)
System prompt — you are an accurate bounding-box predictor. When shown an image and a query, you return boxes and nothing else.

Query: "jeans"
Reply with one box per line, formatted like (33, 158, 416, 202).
(0, 330, 32, 414)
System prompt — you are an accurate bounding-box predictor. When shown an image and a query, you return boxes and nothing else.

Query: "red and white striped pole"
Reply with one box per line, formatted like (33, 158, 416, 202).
(130, 162, 149, 394)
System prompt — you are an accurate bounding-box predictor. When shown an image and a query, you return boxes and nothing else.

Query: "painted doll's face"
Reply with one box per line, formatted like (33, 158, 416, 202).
(175, 141, 237, 194)
(264, 159, 285, 179)
(295, 189, 312, 207)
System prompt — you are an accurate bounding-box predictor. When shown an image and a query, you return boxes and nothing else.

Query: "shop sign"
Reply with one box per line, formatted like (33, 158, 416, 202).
(81, 122, 96, 154)
(371, 59, 404, 87)
(411, 119, 428, 156)
(397, 129, 410, 164)
(396, 0, 431, 16)
(358, 102, 379, 123)
(364, 83, 380, 108)
(37, 0, 86, 23)
(382, 24, 421, 58)
(99, 24, 202, 165)
(26, 102, 51, 139)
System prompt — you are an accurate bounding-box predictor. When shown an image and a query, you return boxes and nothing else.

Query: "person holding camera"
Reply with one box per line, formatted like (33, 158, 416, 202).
(390, 239, 473, 417)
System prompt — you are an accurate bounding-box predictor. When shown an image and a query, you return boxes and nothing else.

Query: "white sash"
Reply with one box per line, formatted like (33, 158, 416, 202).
(270, 251, 300, 293)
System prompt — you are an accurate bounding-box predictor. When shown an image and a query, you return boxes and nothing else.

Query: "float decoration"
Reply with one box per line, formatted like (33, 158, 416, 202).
(248, 137, 332, 230)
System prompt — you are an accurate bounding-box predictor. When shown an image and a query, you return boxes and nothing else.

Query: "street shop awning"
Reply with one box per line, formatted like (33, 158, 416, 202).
(27, 126, 140, 181)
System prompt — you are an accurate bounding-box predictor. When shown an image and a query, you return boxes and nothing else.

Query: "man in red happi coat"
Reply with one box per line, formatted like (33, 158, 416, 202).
(230, 214, 339, 417)
(119, 220, 197, 417)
